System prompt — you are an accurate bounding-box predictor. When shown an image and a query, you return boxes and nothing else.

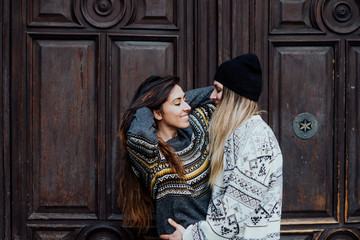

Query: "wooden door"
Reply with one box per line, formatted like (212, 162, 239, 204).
(215, 0, 360, 239)
(266, 0, 360, 239)
(3, 0, 360, 239)
(8, 0, 216, 239)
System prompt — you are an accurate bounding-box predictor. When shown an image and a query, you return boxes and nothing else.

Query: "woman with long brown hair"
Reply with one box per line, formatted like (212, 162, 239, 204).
(118, 75, 215, 235)
(161, 54, 283, 240)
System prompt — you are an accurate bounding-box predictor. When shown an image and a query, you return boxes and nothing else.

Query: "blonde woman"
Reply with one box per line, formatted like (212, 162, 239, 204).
(161, 54, 283, 240)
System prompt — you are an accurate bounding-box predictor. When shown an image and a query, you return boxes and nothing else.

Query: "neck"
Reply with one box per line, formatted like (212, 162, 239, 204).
(156, 125, 178, 142)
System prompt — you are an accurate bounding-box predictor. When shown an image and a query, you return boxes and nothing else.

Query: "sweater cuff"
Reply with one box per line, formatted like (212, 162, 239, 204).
(182, 224, 194, 240)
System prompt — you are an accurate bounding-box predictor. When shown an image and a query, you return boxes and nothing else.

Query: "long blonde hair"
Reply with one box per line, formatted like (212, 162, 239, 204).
(208, 87, 260, 185)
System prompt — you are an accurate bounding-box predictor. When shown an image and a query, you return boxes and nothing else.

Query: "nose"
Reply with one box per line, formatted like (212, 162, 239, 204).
(210, 89, 216, 100)
(183, 101, 191, 112)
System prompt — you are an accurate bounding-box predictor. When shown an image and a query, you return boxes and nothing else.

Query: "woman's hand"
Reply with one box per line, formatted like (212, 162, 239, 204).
(160, 218, 185, 240)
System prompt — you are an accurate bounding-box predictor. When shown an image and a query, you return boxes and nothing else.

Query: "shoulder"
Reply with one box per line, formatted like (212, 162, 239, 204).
(230, 116, 282, 181)
(232, 115, 274, 141)
(229, 115, 281, 161)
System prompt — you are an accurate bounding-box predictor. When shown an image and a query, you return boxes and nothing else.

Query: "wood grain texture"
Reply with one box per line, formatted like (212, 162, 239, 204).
(4, 0, 360, 239)
(29, 38, 98, 220)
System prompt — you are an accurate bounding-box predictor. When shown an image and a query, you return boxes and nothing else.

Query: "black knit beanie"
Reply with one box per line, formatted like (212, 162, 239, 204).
(214, 53, 262, 102)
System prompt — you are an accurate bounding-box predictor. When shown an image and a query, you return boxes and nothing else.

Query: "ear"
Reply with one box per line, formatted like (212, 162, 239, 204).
(153, 109, 163, 121)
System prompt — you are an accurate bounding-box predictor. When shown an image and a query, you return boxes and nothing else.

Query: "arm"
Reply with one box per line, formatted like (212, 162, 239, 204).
(127, 107, 157, 141)
(126, 107, 160, 197)
(185, 86, 214, 109)
(127, 88, 214, 138)
(190, 103, 216, 130)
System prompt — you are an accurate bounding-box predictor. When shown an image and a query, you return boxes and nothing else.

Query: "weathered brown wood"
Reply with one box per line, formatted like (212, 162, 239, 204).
(1, 0, 11, 238)
(28, 37, 98, 220)
(270, 43, 336, 220)
(29, 0, 81, 27)
(5, 0, 360, 239)
(267, 0, 359, 239)
(11, 0, 27, 238)
(270, 0, 322, 34)
(10, 0, 197, 239)
(346, 43, 360, 223)
(0, 0, 4, 238)
(194, 0, 217, 88)
(217, 0, 268, 111)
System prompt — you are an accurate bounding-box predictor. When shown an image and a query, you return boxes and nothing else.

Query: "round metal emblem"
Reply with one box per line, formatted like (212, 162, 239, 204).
(292, 113, 318, 140)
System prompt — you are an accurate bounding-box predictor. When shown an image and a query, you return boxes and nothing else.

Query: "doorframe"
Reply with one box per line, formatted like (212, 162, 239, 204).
(1, 0, 11, 239)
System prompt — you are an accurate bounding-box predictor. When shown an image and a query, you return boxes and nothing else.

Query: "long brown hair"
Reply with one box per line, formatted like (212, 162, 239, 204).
(208, 87, 260, 185)
(118, 75, 184, 233)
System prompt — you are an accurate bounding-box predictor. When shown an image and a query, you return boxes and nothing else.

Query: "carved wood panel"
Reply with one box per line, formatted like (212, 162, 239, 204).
(126, 0, 178, 29)
(320, 0, 360, 34)
(28, 37, 98, 220)
(270, 0, 322, 34)
(270, 43, 337, 222)
(29, 0, 81, 27)
(110, 38, 176, 107)
(32, 230, 75, 240)
(346, 43, 360, 224)
(281, 230, 322, 240)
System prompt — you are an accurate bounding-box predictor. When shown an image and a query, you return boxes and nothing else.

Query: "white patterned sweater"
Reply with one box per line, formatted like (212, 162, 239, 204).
(183, 115, 283, 240)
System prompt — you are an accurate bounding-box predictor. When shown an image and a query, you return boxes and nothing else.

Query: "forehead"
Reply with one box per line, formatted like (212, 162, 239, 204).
(168, 84, 185, 100)
(214, 80, 223, 88)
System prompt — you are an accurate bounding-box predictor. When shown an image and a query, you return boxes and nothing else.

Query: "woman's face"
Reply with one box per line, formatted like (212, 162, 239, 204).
(154, 84, 191, 131)
(210, 80, 223, 105)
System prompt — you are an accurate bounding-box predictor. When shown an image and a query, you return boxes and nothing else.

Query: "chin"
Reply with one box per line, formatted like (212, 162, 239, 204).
(180, 122, 190, 129)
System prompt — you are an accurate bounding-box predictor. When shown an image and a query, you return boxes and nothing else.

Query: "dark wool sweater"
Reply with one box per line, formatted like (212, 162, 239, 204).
(126, 87, 215, 235)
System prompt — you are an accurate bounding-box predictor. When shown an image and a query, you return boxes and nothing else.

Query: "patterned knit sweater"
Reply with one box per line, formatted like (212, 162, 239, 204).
(183, 115, 283, 240)
(126, 87, 215, 235)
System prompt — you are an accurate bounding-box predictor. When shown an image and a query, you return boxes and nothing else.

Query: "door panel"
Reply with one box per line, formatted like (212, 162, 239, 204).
(110, 38, 175, 103)
(29, 0, 81, 27)
(270, 0, 322, 34)
(28, 37, 98, 220)
(32, 230, 76, 240)
(270, 44, 336, 221)
(346, 43, 360, 224)
(128, 0, 178, 29)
